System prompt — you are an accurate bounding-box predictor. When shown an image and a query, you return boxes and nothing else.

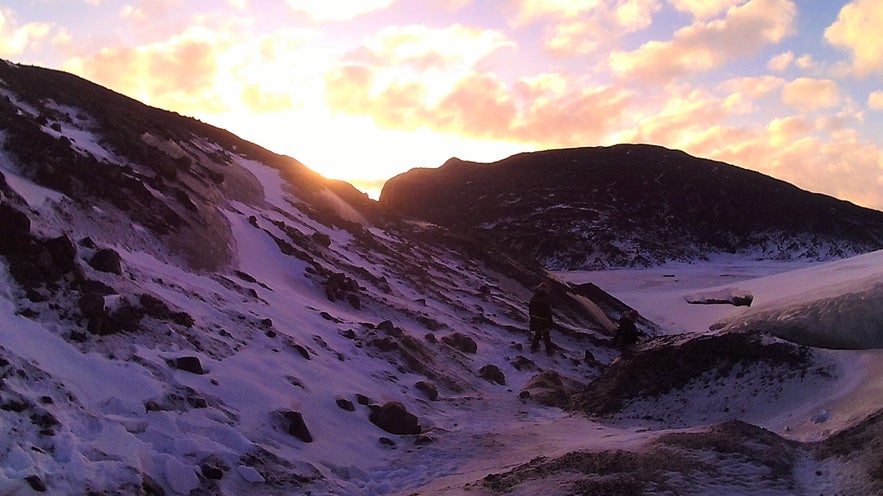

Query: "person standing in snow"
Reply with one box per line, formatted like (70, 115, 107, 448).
(529, 282, 555, 354)
(613, 309, 639, 353)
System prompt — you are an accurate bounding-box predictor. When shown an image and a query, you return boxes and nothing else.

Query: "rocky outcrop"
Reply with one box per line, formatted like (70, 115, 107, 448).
(369, 401, 421, 435)
(381, 145, 883, 269)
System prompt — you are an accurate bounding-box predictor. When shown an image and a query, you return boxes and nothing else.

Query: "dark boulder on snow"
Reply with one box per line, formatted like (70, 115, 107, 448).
(281, 410, 313, 443)
(415, 381, 439, 401)
(571, 332, 816, 419)
(0, 203, 31, 254)
(89, 248, 123, 275)
(521, 370, 583, 408)
(174, 356, 205, 375)
(336, 398, 356, 411)
(441, 332, 478, 354)
(479, 364, 506, 385)
(45, 234, 77, 272)
(369, 401, 421, 435)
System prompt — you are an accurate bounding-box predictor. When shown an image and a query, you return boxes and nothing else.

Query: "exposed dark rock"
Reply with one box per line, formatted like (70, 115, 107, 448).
(88, 248, 122, 275)
(369, 401, 421, 435)
(281, 411, 313, 443)
(571, 332, 815, 417)
(521, 370, 583, 408)
(201, 464, 224, 480)
(336, 398, 356, 411)
(441, 332, 478, 354)
(479, 364, 506, 385)
(415, 381, 439, 401)
(24, 475, 46, 492)
(44, 234, 77, 272)
(0, 203, 30, 254)
(174, 356, 205, 375)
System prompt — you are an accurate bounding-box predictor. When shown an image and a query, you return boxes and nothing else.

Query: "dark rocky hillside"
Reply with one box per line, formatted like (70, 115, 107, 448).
(380, 145, 883, 269)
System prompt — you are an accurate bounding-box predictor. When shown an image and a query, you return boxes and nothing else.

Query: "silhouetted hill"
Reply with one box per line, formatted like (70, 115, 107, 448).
(380, 145, 883, 268)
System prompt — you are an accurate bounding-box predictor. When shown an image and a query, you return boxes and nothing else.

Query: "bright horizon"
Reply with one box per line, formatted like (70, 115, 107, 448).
(2, 0, 882, 207)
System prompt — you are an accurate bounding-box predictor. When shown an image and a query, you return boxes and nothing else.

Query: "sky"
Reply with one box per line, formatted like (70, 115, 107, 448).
(1, 0, 882, 208)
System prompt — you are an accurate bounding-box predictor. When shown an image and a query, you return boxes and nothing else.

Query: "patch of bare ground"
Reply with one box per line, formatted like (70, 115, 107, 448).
(570, 331, 814, 417)
(482, 421, 805, 495)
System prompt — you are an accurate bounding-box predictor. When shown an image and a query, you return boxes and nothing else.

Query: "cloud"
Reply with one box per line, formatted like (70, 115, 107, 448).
(767, 51, 793, 72)
(325, 21, 636, 147)
(284, 0, 397, 22)
(609, 0, 796, 82)
(63, 20, 320, 115)
(870, 91, 883, 111)
(825, 0, 883, 77)
(781, 78, 839, 112)
(510, 0, 661, 55)
(0, 8, 55, 57)
(509, 0, 604, 26)
(719, 75, 784, 98)
(668, 0, 745, 20)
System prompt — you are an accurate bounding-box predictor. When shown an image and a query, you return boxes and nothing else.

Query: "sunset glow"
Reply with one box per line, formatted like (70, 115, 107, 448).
(2, 0, 881, 207)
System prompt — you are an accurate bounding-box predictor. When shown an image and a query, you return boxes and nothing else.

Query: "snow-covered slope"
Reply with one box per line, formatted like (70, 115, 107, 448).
(2, 60, 883, 496)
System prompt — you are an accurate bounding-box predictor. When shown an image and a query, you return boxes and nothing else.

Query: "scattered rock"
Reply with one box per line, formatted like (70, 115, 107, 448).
(24, 475, 46, 492)
(201, 464, 224, 480)
(441, 332, 478, 354)
(522, 370, 584, 408)
(44, 234, 77, 272)
(415, 381, 439, 401)
(369, 401, 421, 435)
(479, 364, 506, 385)
(0, 203, 31, 254)
(336, 398, 356, 411)
(281, 411, 313, 443)
(88, 248, 122, 275)
(292, 344, 310, 359)
(174, 356, 205, 375)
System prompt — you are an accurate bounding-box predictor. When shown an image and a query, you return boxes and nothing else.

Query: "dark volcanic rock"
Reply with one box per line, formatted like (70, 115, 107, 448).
(570, 331, 815, 418)
(380, 145, 883, 269)
(369, 401, 421, 435)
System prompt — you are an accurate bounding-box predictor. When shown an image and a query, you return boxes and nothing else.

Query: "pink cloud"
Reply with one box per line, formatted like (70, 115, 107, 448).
(781, 78, 840, 111)
(610, 0, 796, 82)
(825, 0, 883, 77)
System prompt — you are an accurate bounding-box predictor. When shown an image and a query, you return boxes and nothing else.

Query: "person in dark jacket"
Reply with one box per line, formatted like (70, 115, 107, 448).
(613, 309, 639, 352)
(529, 282, 554, 354)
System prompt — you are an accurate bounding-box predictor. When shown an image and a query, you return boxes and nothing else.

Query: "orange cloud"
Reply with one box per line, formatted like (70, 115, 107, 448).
(781, 78, 840, 111)
(610, 0, 796, 82)
(767, 51, 793, 72)
(63, 27, 225, 112)
(0, 8, 54, 57)
(825, 0, 883, 77)
(669, 0, 744, 20)
(869, 91, 883, 111)
(284, 0, 397, 22)
(719, 75, 784, 98)
(511, 0, 661, 55)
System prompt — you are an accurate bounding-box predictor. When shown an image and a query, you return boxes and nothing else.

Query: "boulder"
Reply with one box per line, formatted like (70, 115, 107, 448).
(174, 356, 205, 375)
(441, 332, 478, 354)
(369, 401, 421, 435)
(45, 234, 77, 272)
(415, 381, 439, 401)
(522, 370, 584, 408)
(89, 248, 123, 275)
(281, 411, 313, 443)
(479, 364, 506, 385)
(0, 203, 31, 254)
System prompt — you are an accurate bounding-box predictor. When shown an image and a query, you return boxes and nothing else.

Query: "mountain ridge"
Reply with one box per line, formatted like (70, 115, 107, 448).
(380, 144, 883, 269)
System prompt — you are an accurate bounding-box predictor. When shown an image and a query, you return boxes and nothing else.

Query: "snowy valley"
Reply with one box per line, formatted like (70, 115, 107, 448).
(1, 60, 883, 496)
